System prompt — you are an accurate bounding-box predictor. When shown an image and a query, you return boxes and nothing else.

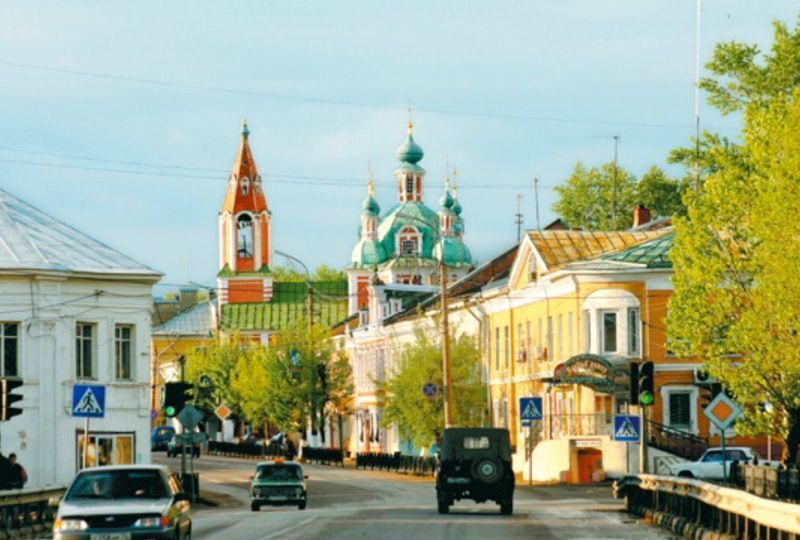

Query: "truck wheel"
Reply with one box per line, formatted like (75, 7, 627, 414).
(298, 501, 307, 510)
(251, 502, 260, 512)
(500, 500, 513, 515)
(437, 499, 450, 514)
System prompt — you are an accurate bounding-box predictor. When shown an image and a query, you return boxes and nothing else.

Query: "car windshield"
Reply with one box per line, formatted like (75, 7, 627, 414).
(255, 464, 302, 481)
(66, 470, 170, 500)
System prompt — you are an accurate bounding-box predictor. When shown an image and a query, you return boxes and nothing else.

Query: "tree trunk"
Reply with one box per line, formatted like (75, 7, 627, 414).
(782, 408, 800, 466)
(338, 414, 344, 454)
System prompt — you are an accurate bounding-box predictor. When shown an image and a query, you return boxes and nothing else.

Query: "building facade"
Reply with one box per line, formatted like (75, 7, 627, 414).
(0, 188, 160, 488)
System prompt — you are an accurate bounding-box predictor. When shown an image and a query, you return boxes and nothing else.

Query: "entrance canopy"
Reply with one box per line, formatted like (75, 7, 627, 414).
(548, 354, 624, 393)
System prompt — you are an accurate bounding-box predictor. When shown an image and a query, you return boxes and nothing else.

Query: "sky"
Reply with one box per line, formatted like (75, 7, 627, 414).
(0, 1, 797, 291)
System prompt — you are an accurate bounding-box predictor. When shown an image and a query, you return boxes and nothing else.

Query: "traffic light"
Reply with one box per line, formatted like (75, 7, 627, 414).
(163, 382, 194, 418)
(699, 382, 723, 409)
(629, 362, 640, 406)
(0, 378, 23, 421)
(638, 361, 655, 406)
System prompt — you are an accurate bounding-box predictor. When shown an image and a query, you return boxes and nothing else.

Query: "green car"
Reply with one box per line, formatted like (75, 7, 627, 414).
(250, 460, 308, 511)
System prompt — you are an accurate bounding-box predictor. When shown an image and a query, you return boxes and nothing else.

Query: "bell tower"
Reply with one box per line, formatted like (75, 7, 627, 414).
(217, 120, 273, 305)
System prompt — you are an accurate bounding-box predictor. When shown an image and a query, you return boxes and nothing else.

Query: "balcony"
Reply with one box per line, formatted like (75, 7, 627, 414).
(542, 413, 613, 439)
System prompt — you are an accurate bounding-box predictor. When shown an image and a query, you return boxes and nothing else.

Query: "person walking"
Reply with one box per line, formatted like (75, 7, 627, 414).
(0, 454, 13, 490)
(8, 454, 26, 489)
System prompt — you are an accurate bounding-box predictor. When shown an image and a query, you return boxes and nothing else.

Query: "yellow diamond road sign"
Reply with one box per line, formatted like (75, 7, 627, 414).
(703, 393, 742, 430)
(215, 404, 231, 421)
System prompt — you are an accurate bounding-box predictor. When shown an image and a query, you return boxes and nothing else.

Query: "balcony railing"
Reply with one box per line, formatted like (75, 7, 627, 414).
(646, 419, 708, 461)
(543, 413, 613, 439)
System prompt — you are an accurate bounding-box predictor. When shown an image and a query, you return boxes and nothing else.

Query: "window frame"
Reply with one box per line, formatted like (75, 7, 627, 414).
(0, 322, 19, 378)
(75, 322, 95, 380)
(236, 214, 254, 258)
(114, 324, 134, 381)
(627, 307, 641, 356)
(600, 310, 618, 354)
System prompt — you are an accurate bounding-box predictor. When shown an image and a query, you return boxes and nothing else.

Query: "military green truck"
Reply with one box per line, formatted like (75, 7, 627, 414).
(435, 428, 515, 515)
(249, 460, 308, 511)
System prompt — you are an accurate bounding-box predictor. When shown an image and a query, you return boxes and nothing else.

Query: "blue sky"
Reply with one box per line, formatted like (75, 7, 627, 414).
(1, 1, 797, 289)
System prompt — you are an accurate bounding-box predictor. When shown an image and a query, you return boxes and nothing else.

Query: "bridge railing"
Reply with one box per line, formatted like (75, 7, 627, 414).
(0, 486, 66, 536)
(614, 474, 800, 538)
(730, 463, 800, 502)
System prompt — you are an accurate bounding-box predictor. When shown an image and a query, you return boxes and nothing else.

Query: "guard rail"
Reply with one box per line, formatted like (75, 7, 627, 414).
(0, 485, 66, 537)
(730, 463, 800, 502)
(355, 452, 437, 476)
(614, 473, 800, 538)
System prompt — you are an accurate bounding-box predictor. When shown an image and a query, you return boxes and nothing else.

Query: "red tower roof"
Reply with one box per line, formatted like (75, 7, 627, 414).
(220, 121, 269, 214)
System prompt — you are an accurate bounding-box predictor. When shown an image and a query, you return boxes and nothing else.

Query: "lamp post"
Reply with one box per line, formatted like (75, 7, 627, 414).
(275, 250, 313, 328)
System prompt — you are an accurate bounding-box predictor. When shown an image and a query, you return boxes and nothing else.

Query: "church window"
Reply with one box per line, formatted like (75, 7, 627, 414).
(237, 214, 254, 258)
(398, 227, 419, 256)
(241, 177, 250, 196)
(254, 176, 262, 193)
(405, 175, 414, 196)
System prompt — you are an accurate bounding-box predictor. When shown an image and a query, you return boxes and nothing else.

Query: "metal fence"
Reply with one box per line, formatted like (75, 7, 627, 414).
(731, 463, 800, 502)
(355, 452, 437, 476)
(0, 486, 65, 537)
(543, 413, 612, 439)
(302, 447, 344, 467)
(207, 441, 292, 460)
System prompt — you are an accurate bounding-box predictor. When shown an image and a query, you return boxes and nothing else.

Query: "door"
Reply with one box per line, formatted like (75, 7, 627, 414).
(697, 450, 724, 479)
(577, 449, 602, 483)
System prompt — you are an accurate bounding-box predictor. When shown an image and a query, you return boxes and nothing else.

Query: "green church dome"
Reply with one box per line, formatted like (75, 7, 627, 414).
(362, 193, 380, 215)
(396, 122, 424, 164)
(452, 198, 462, 215)
(433, 236, 473, 267)
(352, 238, 388, 266)
(439, 187, 454, 209)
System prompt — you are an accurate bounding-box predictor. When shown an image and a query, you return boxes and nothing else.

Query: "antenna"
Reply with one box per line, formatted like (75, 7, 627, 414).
(533, 177, 541, 231)
(593, 134, 621, 225)
(515, 194, 524, 242)
(694, 0, 702, 189)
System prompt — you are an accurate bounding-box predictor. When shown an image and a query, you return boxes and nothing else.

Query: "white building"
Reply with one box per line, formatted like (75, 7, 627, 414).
(0, 189, 160, 488)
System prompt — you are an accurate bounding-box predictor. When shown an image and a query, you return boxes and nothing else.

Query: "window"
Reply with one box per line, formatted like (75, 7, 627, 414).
(517, 323, 523, 361)
(668, 392, 691, 428)
(0, 323, 18, 377)
(601, 311, 617, 353)
(115, 325, 133, 380)
(557, 314, 563, 359)
(397, 227, 419, 256)
(241, 177, 250, 195)
(237, 214, 254, 258)
(503, 326, 510, 369)
(547, 317, 553, 361)
(494, 327, 500, 371)
(628, 307, 640, 355)
(566, 312, 573, 358)
(463, 436, 490, 450)
(525, 321, 531, 365)
(76, 432, 134, 470)
(583, 309, 591, 352)
(76, 323, 94, 379)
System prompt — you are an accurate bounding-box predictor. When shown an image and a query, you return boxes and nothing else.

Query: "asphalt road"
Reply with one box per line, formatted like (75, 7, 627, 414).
(154, 454, 672, 540)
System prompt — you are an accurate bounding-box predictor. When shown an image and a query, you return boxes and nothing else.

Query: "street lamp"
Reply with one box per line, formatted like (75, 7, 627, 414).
(275, 249, 313, 326)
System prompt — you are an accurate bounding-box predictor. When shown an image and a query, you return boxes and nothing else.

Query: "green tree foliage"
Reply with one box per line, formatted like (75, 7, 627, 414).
(231, 321, 352, 438)
(382, 323, 485, 449)
(553, 162, 683, 230)
(667, 91, 800, 465)
(185, 333, 250, 416)
(271, 264, 346, 282)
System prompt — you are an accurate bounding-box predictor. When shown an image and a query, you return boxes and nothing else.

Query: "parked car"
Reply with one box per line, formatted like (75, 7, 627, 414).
(166, 435, 201, 458)
(435, 427, 515, 515)
(52, 464, 191, 539)
(668, 446, 777, 480)
(151, 426, 176, 452)
(249, 460, 307, 511)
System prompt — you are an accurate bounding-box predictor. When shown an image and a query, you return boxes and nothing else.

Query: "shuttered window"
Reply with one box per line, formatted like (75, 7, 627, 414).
(668, 392, 691, 428)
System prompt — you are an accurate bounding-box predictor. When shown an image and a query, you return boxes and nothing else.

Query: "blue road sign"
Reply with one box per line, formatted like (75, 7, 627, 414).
(519, 397, 543, 427)
(422, 382, 438, 400)
(290, 349, 300, 366)
(613, 414, 641, 442)
(72, 384, 106, 418)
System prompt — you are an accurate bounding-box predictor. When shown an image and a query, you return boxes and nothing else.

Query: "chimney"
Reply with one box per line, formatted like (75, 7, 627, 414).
(178, 288, 199, 312)
(633, 205, 651, 228)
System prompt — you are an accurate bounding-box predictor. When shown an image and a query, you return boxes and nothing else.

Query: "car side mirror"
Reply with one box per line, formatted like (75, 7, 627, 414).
(510, 445, 517, 454)
(249, 475, 253, 480)
(48, 496, 61, 508)
(174, 493, 190, 502)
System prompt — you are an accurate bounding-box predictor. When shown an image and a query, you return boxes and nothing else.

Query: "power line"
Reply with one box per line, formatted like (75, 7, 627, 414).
(0, 59, 717, 131)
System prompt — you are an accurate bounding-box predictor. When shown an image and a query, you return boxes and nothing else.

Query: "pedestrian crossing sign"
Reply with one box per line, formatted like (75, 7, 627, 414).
(519, 397, 543, 426)
(72, 384, 106, 418)
(613, 414, 640, 442)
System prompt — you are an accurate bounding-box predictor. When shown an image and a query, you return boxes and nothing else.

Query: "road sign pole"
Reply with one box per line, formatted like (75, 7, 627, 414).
(528, 423, 533, 486)
(639, 408, 648, 474)
(721, 428, 727, 482)
(83, 417, 90, 469)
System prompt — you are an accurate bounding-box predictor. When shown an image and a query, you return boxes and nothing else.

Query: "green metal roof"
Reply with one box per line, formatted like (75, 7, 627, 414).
(377, 202, 439, 259)
(220, 280, 348, 331)
(433, 236, 473, 267)
(217, 264, 272, 277)
(600, 232, 674, 268)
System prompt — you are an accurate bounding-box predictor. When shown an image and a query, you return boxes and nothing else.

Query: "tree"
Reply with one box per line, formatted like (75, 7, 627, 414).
(270, 264, 346, 282)
(667, 90, 800, 466)
(185, 333, 249, 417)
(312, 264, 347, 282)
(382, 323, 485, 449)
(552, 162, 684, 230)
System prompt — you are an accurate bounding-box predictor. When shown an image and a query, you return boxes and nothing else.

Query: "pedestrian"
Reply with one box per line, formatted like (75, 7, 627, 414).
(8, 454, 26, 489)
(0, 453, 13, 490)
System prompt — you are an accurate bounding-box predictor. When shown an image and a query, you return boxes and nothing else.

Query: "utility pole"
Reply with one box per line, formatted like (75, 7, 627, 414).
(694, 0, 703, 190)
(515, 194, 524, 243)
(612, 134, 620, 226)
(533, 177, 541, 231)
(178, 355, 188, 483)
(440, 260, 454, 428)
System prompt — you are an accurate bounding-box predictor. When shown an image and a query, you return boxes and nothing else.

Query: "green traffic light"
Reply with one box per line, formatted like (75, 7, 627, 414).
(639, 391, 654, 406)
(165, 406, 176, 417)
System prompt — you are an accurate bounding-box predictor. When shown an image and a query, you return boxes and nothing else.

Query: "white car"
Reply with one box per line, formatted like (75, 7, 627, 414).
(668, 447, 772, 480)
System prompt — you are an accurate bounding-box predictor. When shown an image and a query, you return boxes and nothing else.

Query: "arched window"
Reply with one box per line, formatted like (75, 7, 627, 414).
(397, 226, 419, 256)
(237, 214, 254, 258)
(241, 177, 250, 196)
(254, 176, 262, 193)
(405, 175, 414, 197)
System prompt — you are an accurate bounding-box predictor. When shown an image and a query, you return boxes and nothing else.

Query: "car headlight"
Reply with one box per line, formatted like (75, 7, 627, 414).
(296, 488, 302, 496)
(54, 519, 89, 532)
(133, 516, 172, 528)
